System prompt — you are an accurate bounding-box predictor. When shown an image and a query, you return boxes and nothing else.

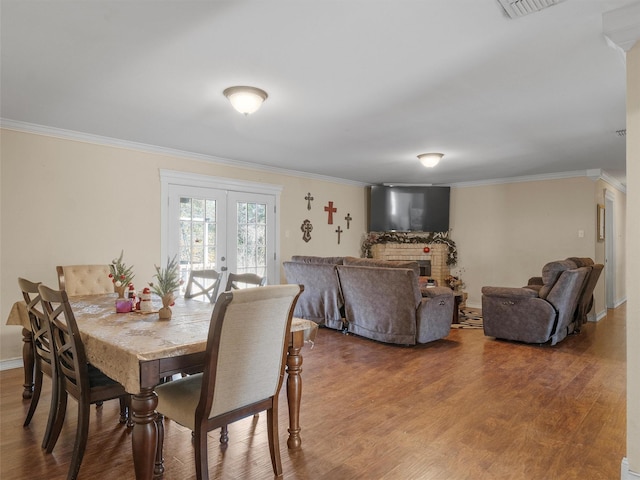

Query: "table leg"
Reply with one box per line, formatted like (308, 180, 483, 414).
(453, 295, 461, 324)
(21, 328, 34, 399)
(132, 388, 159, 480)
(286, 330, 304, 450)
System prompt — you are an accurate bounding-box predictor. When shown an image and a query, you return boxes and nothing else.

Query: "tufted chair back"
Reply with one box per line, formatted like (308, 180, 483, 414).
(56, 265, 114, 296)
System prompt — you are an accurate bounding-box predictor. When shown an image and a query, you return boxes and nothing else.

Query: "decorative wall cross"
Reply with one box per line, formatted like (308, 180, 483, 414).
(324, 201, 337, 224)
(335, 226, 343, 244)
(301, 219, 313, 243)
(345, 213, 352, 229)
(305, 192, 314, 210)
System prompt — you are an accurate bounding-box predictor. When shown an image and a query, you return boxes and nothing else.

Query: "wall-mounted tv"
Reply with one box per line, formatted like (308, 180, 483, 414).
(368, 185, 450, 232)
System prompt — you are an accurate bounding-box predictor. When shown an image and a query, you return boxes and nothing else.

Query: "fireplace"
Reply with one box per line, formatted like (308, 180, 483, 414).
(416, 260, 431, 277)
(370, 243, 449, 287)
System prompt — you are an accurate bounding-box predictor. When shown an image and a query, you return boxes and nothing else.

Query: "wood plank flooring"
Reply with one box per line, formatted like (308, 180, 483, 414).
(0, 305, 626, 479)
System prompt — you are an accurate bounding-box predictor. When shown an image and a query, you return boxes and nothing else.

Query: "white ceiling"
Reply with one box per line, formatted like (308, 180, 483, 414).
(0, 0, 633, 186)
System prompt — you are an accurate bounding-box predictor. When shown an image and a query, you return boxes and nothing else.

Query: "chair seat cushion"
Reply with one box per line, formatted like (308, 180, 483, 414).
(156, 373, 203, 430)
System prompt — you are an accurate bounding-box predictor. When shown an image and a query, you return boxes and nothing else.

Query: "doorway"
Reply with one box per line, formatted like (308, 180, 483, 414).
(161, 170, 282, 298)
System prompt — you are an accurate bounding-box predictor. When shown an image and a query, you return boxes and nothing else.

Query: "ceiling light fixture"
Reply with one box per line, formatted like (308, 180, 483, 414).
(418, 153, 444, 168)
(223, 86, 268, 115)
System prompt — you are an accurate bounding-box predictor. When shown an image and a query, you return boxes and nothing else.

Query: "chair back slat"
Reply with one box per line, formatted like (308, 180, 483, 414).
(224, 272, 266, 292)
(38, 285, 89, 398)
(18, 278, 54, 368)
(197, 285, 301, 421)
(184, 269, 221, 303)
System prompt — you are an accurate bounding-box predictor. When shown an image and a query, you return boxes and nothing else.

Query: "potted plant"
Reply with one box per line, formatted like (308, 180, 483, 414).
(108, 250, 135, 298)
(149, 255, 182, 320)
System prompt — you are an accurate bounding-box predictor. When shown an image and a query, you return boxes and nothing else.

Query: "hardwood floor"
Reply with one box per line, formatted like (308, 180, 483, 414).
(0, 305, 626, 479)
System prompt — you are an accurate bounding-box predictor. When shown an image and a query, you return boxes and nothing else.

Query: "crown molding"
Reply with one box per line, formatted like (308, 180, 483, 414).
(603, 2, 640, 53)
(0, 118, 368, 188)
(450, 169, 626, 193)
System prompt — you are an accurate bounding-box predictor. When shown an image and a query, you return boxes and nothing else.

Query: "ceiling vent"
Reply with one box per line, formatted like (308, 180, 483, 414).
(497, 0, 565, 19)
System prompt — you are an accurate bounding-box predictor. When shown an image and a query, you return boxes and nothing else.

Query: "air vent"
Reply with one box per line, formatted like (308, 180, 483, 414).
(497, 0, 565, 18)
(616, 129, 626, 137)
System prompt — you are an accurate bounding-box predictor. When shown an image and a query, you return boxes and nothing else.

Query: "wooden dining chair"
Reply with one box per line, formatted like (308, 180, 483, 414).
(184, 269, 222, 303)
(38, 284, 132, 480)
(18, 277, 58, 451)
(155, 284, 303, 480)
(56, 265, 114, 296)
(224, 272, 266, 292)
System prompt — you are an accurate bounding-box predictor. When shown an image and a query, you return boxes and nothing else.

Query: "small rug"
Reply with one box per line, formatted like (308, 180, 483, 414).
(452, 308, 483, 329)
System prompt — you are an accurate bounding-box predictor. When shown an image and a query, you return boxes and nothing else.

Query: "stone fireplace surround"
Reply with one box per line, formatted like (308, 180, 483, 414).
(370, 243, 450, 288)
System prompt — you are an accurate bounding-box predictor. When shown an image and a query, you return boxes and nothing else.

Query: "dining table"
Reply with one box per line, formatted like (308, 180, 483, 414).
(6, 293, 318, 479)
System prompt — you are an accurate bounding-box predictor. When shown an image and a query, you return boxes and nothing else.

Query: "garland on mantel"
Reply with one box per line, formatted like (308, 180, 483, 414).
(361, 231, 458, 266)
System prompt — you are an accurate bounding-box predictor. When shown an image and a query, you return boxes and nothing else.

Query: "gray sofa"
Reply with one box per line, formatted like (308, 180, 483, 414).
(482, 260, 590, 345)
(282, 256, 345, 330)
(283, 255, 454, 345)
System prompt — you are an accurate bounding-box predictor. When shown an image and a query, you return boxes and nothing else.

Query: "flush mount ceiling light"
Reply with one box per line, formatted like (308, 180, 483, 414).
(223, 86, 268, 115)
(418, 153, 444, 168)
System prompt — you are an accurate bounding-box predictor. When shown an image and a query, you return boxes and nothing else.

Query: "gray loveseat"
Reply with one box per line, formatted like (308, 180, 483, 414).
(283, 255, 454, 345)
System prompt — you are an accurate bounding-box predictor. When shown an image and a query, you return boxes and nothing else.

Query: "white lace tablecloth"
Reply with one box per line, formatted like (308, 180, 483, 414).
(6, 294, 318, 393)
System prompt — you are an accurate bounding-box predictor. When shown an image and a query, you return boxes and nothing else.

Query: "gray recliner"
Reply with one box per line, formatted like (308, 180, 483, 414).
(482, 260, 590, 345)
(525, 257, 603, 330)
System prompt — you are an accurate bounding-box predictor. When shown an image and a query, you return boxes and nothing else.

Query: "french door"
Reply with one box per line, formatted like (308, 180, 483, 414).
(162, 172, 280, 300)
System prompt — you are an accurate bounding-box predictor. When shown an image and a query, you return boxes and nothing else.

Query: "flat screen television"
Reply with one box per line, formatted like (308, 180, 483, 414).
(369, 185, 450, 232)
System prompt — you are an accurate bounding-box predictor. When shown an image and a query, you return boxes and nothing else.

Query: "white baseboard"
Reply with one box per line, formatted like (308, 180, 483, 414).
(622, 458, 640, 479)
(0, 357, 23, 371)
(614, 297, 627, 308)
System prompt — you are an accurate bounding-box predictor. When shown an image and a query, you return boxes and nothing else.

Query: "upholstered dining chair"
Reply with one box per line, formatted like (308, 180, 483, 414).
(18, 277, 58, 450)
(38, 284, 132, 480)
(155, 284, 303, 480)
(224, 272, 267, 292)
(184, 269, 222, 303)
(56, 265, 113, 296)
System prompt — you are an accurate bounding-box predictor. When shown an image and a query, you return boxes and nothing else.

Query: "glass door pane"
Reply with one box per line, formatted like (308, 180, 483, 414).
(227, 191, 275, 287)
(168, 185, 226, 298)
(235, 200, 267, 278)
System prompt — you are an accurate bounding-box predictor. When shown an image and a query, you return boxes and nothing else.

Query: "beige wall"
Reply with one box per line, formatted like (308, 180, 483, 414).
(0, 129, 367, 359)
(450, 176, 623, 313)
(626, 39, 640, 475)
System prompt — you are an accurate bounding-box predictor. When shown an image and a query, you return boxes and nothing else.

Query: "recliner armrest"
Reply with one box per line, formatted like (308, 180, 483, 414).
(481, 286, 539, 298)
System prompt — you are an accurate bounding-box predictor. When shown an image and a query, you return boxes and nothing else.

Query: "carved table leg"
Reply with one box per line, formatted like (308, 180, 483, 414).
(132, 388, 159, 480)
(21, 328, 34, 399)
(154, 414, 165, 476)
(286, 330, 304, 450)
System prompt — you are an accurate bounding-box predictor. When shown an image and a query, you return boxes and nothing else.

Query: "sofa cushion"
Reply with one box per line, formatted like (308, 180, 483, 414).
(539, 260, 576, 299)
(566, 257, 594, 268)
(343, 257, 420, 277)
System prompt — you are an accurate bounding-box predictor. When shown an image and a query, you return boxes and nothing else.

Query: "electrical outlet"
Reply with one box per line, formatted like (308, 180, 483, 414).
(578, 229, 585, 238)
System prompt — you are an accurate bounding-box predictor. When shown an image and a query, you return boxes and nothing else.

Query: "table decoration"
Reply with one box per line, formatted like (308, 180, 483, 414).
(109, 250, 135, 298)
(149, 255, 182, 320)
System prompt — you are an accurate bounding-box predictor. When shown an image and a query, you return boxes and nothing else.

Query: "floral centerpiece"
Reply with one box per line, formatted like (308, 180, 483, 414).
(149, 255, 182, 320)
(445, 268, 466, 291)
(109, 250, 135, 298)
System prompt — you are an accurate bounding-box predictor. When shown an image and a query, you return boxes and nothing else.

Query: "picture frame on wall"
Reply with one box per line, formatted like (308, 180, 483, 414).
(597, 204, 605, 242)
